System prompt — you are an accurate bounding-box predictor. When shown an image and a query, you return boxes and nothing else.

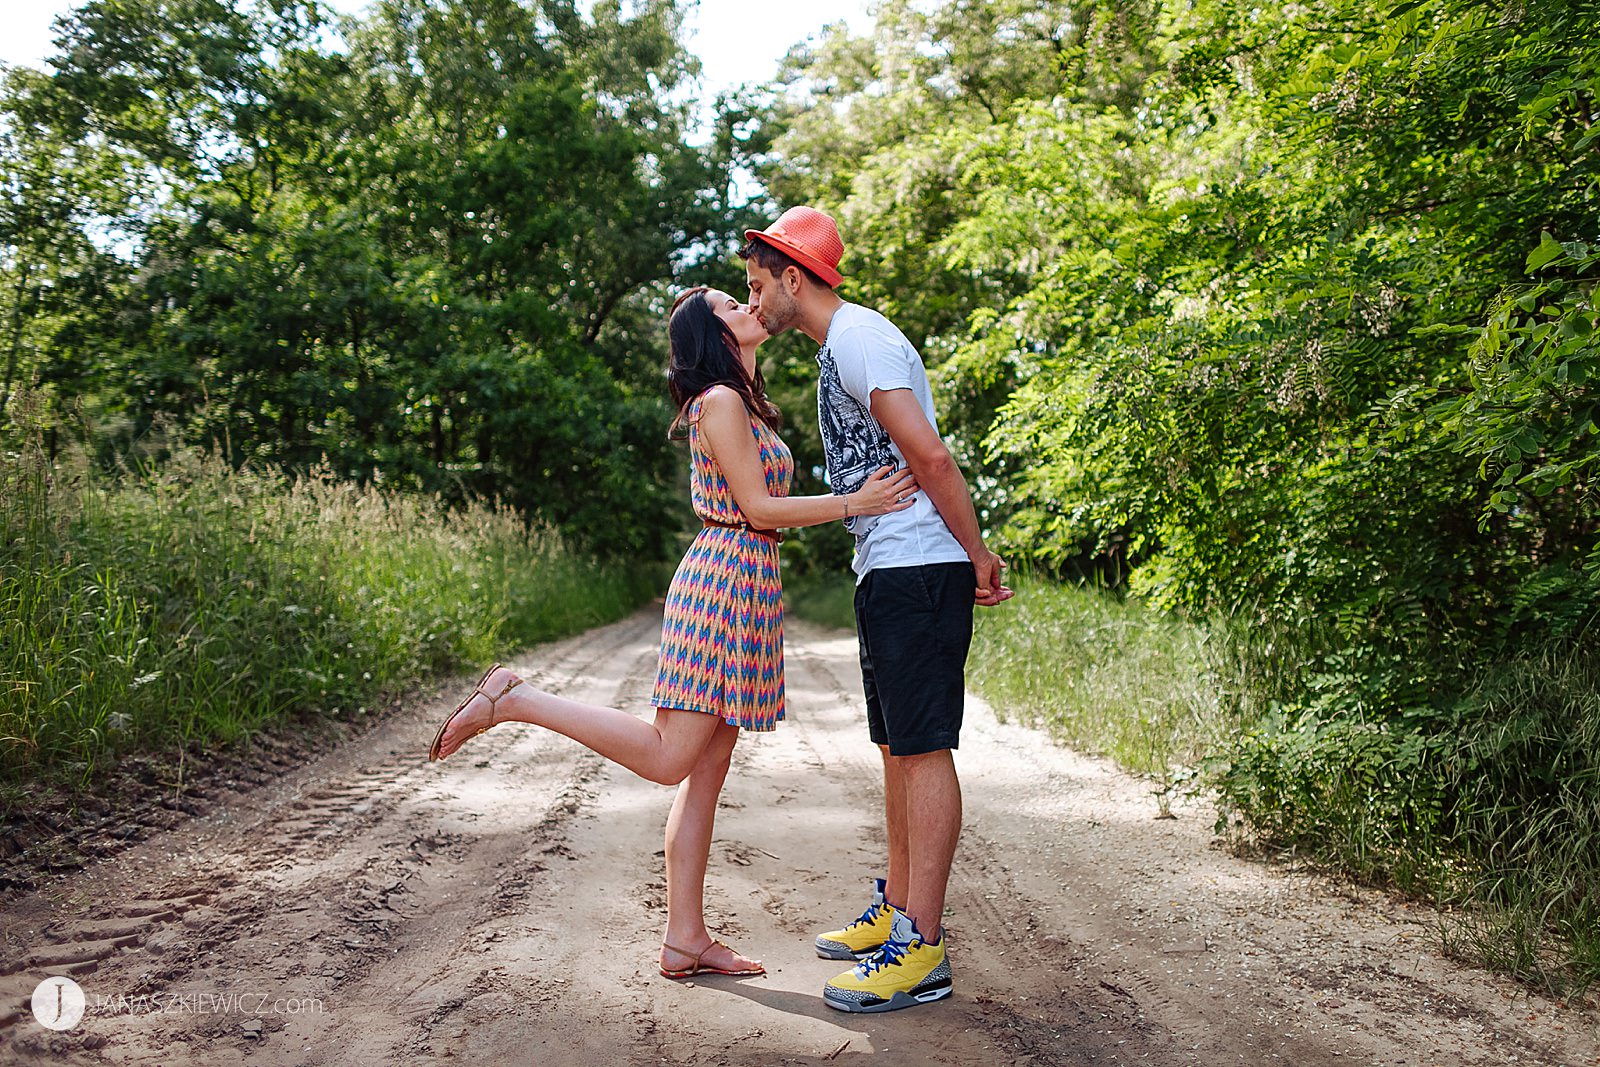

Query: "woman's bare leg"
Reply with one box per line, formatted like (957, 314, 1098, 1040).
(659, 720, 759, 973)
(433, 666, 720, 785)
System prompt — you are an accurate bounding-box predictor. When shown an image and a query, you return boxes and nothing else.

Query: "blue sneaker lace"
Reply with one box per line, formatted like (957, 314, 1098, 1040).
(858, 936, 910, 977)
(847, 902, 884, 929)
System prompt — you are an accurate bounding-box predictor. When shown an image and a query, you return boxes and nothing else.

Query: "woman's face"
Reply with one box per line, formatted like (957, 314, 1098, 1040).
(706, 289, 767, 354)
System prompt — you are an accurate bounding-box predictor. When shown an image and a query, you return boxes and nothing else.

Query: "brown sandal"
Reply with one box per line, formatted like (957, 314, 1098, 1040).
(659, 939, 766, 979)
(427, 663, 523, 762)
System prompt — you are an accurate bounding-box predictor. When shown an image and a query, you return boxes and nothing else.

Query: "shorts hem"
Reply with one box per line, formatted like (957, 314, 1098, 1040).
(882, 734, 959, 757)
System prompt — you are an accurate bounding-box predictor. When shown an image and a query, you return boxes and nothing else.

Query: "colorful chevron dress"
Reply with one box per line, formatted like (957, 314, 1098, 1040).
(652, 389, 794, 731)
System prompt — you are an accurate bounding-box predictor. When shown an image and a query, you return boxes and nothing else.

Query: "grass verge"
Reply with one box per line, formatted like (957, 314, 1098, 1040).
(965, 575, 1221, 812)
(0, 431, 659, 810)
(783, 569, 1221, 811)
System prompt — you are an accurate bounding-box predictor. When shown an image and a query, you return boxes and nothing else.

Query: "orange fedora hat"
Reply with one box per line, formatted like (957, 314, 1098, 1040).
(744, 206, 844, 288)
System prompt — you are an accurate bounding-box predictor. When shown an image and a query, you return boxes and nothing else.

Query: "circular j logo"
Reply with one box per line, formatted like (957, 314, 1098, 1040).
(31, 976, 86, 1031)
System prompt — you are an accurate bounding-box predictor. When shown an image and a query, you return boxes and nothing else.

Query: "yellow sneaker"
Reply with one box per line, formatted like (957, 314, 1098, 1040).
(822, 911, 952, 1013)
(815, 878, 896, 961)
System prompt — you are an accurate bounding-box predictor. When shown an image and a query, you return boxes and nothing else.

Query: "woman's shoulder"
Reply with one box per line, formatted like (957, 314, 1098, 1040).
(684, 384, 742, 428)
(696, 384, 748, 417)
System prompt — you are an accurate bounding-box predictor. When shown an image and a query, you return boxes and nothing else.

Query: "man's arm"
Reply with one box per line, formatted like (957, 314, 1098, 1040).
(868, 388, 1013, 606)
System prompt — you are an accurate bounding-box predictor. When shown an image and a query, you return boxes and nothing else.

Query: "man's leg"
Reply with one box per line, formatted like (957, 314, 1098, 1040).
(824, 563, 971, 1012)
(897, 748, 961, 938)
(881, 744, 910, 910)
(868, 562, 971, 932)
(824, 741, 960, 1013)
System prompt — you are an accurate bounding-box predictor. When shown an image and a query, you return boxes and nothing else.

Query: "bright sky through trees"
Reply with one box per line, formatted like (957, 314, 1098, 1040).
(0, 0, 873, 99)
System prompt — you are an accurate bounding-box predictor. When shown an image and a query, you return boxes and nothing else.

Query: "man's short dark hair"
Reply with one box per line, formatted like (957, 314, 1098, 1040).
(739, 236, 832, 290)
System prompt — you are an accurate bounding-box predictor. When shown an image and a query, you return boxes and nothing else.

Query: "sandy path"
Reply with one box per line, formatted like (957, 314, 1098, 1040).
(2, 607, 1597, 1066)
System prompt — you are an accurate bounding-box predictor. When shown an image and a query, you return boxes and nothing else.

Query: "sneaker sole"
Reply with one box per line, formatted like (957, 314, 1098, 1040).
(822, 982, 952, 1014)
(814, 940, 883, 961)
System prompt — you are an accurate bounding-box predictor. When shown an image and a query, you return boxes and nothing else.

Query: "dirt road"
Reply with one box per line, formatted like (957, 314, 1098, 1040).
(3, 608, 1597, 1066)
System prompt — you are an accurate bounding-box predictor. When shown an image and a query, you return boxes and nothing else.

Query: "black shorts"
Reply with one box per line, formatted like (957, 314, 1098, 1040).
(854, 561, 976, 756)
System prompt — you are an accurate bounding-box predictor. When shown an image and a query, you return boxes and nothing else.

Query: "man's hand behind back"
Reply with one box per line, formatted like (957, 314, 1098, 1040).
(973, 548, 1014, 606)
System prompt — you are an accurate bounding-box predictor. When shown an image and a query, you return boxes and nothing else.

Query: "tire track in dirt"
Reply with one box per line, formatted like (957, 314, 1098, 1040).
(2, 609, 1597, 1066)
(0, 611, 657, 1065)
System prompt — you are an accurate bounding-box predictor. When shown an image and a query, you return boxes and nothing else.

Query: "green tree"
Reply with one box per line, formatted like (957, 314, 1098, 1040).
(7, 0, 753, 559)
(0, 66, 140, 428)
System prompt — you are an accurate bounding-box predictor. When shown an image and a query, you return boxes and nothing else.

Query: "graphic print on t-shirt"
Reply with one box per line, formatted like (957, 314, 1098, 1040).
(816, 340, 896, 536)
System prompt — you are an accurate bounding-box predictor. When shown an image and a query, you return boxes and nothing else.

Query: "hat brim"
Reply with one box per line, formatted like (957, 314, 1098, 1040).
(743, 229, 843, 289)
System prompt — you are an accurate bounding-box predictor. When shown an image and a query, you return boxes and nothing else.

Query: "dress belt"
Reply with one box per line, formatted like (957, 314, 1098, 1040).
(702, 518, 784, 544)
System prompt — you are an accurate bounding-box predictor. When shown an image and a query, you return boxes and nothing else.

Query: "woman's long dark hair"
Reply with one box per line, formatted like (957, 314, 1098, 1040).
(666, 286, 781, 437)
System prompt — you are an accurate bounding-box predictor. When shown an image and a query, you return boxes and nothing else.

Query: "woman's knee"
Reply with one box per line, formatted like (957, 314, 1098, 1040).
(661, 732, 737, 787)
(647, 708, 727, 785)
(649, 758, 696, 787)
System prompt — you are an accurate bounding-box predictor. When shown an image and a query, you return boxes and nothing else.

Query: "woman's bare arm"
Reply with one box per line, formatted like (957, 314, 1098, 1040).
(696, 386, 916, 530)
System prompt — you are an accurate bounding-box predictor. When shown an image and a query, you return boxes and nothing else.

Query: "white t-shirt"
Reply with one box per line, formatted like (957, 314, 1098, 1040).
(815, 303, 970, 580)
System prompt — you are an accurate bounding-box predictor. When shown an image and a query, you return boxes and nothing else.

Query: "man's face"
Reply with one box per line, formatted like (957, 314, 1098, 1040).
(745, 261, 801, 336)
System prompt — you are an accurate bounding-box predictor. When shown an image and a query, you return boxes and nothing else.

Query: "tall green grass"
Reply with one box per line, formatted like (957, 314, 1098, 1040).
(1210, 614, 1600, 996)
(1441, 646, 1600, 995)
(783, 572, 1222, 800)
(1, 418, 659, 806)
(965, 576, 1221, 813)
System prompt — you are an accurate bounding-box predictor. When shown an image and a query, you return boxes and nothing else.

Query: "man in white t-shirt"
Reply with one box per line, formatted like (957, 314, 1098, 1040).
(742, 206, 1013, 1013)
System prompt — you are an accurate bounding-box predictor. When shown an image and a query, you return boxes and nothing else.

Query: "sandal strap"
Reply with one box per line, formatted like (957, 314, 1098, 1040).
(661, 941, 709, 968)
(430, 664, 517, 761)
(479, 675, 523, 726)
(706, 939, 758, 970)
(662, 938, 753, 971)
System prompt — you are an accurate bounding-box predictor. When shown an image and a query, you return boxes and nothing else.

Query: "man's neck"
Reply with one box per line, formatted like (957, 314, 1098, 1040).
(798, 293, 846, 345)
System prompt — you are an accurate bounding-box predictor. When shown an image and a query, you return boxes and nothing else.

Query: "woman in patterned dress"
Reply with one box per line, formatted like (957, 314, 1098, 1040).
(428, 286, 918, 978)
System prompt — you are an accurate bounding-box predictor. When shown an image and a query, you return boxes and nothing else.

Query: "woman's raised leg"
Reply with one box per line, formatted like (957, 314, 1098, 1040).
(432, 666, 719, 785)
(659, 720, 762, 976)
